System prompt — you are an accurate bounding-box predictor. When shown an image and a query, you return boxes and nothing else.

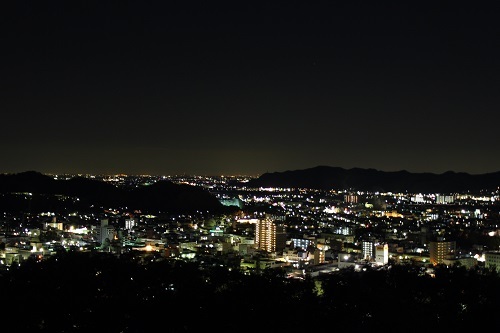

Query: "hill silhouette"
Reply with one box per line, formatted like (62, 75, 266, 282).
(247, 166, 500, 192)
(0, 171, 226, 214)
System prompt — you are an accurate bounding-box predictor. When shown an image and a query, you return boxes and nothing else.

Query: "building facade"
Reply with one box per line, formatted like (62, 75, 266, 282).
(429, 239, 456, 265)
(255, 216, 286, 253)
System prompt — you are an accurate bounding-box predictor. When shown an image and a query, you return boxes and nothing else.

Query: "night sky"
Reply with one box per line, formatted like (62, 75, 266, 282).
(2, 1, 499, 176)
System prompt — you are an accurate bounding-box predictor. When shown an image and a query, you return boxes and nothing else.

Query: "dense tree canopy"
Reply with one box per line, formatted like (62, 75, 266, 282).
(1, 252, 499, 332)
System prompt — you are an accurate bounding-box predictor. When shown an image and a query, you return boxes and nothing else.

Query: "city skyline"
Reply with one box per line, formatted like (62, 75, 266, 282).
(2, 1, 500, 176)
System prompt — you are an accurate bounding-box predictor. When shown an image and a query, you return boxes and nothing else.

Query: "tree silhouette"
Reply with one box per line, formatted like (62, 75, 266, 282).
(1, 251, 499, 332)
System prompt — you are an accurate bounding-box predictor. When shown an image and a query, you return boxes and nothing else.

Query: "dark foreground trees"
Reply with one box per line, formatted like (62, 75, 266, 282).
(1, 252, 499, 333)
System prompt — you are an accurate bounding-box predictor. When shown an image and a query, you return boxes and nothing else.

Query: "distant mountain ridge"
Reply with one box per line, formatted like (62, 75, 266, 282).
(246, 166, 500, 192)
(0, 171, 227, 214)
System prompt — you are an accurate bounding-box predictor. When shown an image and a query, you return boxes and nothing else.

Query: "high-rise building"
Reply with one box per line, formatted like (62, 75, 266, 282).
(96, 219, 115, 245)
(125, 218, 136, 230)
(362, 240, 374, 260)
(429, 238, 456, 265)
(255, 216, 286, 253)
(314, 248, 325, 265)
(375, 243, 389, 265)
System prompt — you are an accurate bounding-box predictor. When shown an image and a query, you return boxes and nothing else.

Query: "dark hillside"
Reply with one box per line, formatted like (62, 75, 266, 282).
(247, 166, 500, 192)
(0, 171, 226, 214)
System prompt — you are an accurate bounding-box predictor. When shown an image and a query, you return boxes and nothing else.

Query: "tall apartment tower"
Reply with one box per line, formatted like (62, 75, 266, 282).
(125, 218, 136, 230)
(429, 238, 456, 265)
(314, 248, 326, 265)
(375, 243, 389, 265)
(255, 216, 286, 253)
(362, 240, 374, 260)
(96, 219, 115, 245)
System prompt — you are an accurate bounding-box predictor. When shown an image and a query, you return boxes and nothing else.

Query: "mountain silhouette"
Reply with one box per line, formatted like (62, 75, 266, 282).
(246, 166, 500, 192)
(0, 171, 226, 214)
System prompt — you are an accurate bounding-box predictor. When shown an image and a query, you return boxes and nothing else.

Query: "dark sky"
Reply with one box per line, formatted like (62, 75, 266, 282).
(2, 0, 500, 176)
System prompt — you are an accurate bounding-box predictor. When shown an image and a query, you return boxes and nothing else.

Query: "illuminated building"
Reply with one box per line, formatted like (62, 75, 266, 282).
(219, 197, 244, 209)
(362, 240, 373, 260)
(384, 210, 402, 218)
(314, 248, 325, 265)
(443, 256, 477, 270)
(484, 251, 500, 272)
(255, 216, 286, 253)
(125, 218, 136, 230)
(436, 194, 455, 204)
(44, 216, 63, 231)
(338, 252, 358, 269)
(344, 194, 358, 203)
(375, 243, 389, 265)
(411, 194, 425, 203)
(429, 238, 456, 265)
(96, 219, 115, 245)
(291, 238, 313, 251)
